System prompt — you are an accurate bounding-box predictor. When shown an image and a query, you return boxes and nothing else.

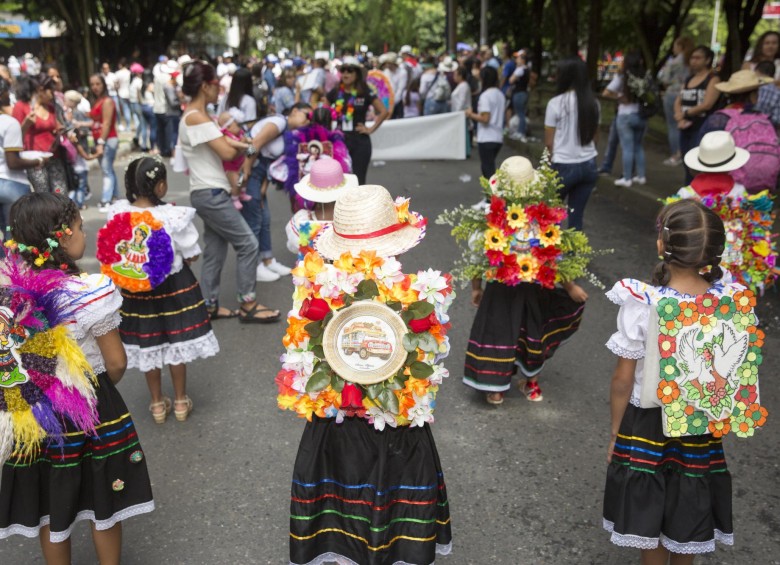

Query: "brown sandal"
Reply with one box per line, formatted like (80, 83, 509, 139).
(486, 392, 504, 405)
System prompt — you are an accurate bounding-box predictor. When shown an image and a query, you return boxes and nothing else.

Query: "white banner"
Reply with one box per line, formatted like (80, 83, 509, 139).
(370, 112, 467, 161)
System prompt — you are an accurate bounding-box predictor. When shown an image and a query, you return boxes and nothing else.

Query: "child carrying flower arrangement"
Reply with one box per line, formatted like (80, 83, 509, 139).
(438, 155, 599, 405)
(97, 157, 219, 424)
(666, 131, 778, 295)
(276, 185, 453, 565)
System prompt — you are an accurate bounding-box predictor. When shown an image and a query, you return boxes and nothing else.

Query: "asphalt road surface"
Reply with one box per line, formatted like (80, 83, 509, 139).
(1, 147, 778, 565)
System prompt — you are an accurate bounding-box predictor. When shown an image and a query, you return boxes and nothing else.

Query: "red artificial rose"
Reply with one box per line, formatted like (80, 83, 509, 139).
(486, 249, 505, 266)
(531, 245, 562, 265)
(536, 264, 557, 289)
(486, 195, 508, 232)
(409, 311, 437, 333)
(526, 203, 567, 230)
(341, 383, 364, 409)
(496, 254, 520, 284)
(298, 297, 330, 321)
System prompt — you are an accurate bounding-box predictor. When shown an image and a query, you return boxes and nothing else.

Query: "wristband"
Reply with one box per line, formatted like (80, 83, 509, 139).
(97, 138, 106, 146)
(246, 144, 257, 157)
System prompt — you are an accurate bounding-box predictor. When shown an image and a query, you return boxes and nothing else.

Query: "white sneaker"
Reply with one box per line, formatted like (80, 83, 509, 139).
(632, 176, 647, 185)
(508, 132, 527, 142)
(267, 258, 292, 276)
(470, 200, 488, 210)
(614, 178, 632, 187)
(256, 263, 281, 282)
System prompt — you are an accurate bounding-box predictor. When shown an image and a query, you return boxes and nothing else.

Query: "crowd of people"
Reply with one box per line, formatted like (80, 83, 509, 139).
(0, 30, 777, 565)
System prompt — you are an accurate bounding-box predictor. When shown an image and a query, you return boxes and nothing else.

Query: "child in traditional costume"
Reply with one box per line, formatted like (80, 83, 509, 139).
(604, 199, 767, 558)
(277, 185, 453, 564)
(284, 156, 358, 262)
(97, 157, 219, 424)
(0, 192, 154, 561)
(439, 156, 593, 405)
(666, 130, 777, 295)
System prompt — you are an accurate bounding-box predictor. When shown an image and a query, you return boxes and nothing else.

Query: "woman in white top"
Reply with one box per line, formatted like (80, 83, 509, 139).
(178, 60, 280, 323)
(544, 57, 600, 231)
(217, 67, 257, 120)
(451, 66, 472, 157)
(466, 66, 504, 208)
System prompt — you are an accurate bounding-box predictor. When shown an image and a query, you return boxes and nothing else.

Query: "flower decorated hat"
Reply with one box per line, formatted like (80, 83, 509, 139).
(294, 156, 358, 203)
(314, 185, 426, 260)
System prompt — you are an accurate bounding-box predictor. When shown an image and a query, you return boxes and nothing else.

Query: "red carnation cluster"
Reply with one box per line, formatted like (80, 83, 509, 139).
(525, 202, 567, 230)
(486, 196, 508, 233)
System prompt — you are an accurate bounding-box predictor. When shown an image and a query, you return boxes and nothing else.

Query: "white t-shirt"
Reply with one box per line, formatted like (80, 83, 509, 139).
(0, 114, 29, 185)
(116, 68, 131, 99)
(179, 113, 232, 192)
(476, 87, 505, 143)
(450, 81, 471, 112)
(217, 94, 257, 122)
(250, 115, 287, 159)
(103, 71, 118, 97)
(605, 75, 639, 115)
(544, 91, 599, 164)
(129, 76, 143, 103)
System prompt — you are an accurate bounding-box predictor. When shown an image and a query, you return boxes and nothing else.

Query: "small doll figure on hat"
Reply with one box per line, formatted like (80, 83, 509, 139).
(439, 155, 599, 405)
(667, 131, 778, 294)
(217, 109, 253, 210)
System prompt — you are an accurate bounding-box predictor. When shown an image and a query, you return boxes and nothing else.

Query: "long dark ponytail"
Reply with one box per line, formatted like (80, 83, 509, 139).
(555, 57, 599, 145)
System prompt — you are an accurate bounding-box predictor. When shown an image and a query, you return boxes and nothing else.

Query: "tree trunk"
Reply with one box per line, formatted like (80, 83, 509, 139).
(552, 0, 579, 58)
(529, 0, 545, 76)
(722, 0, 767, 78)
(585, 0, 602, 87)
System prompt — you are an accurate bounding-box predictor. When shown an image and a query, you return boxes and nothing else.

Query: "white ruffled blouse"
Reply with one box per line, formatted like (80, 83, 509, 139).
(66, 274, 123, 375)
(106, 201, 201, 276)
(605, 277, 746, 406)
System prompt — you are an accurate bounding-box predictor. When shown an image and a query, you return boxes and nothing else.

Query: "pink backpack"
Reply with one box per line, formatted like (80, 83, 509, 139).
(718, 108, 780, 193)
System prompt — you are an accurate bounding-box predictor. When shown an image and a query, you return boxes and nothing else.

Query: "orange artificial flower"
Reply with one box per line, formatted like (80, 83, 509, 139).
(354, 250, 384, 274)
(314, 389, 339, 418)
(283, 316, 310, 348)
(333, 252, 355, 272)
(404, 376, 430, 398)
(292, 252, 325, 280)
(294, 395, 316, 421)
(396, 198, 411, 223)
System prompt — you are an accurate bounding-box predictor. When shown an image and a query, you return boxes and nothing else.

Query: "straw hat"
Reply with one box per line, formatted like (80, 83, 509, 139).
(683, 131, 749, 173)
(295, 156, 358, 203)
(378, 52, 398, 66)
(715, 70, 771, 94)
(437, 56, 458, 73)
(314, 185, 426, 259)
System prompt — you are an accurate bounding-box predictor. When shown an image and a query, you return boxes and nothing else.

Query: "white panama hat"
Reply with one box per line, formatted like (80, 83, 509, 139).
(683, 131, 750, 173)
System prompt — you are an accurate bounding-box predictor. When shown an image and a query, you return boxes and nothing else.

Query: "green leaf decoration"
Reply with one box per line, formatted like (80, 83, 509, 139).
(355, 279, 380, 300)
(386, 301, 403, 312)
(343, 295, 354, 307)
(306, 368, 331, 392)
(406, 350, 419, 365)
(311, 345, 325, 359)
(408, 300, 435, 318)
(376, 389, 400, 414)
(304, 321, 323, 338)
(385, 377, 404, 390)
(309, 332, 323, 346)
(400, 310, 415, 325)
(365, 383, 384, 399)
(330, 373, 345, 392)
(410, 361, 434, 379)
(403, 333, 420, 352)
(417, 333, 438, 352)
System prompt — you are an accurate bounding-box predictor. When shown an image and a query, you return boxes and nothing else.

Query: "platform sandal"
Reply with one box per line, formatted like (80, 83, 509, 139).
(150, 397, 172, 424)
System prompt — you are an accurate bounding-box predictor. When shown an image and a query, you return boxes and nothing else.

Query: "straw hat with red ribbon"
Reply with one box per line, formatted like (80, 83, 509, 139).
(313, 185, 426, 259)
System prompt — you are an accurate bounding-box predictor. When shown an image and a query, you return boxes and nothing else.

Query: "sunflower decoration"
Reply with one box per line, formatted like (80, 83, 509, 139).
(437, 151, 608, 289)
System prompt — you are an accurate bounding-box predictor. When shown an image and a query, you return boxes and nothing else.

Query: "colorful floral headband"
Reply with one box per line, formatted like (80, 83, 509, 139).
(4, 224, 72, 269)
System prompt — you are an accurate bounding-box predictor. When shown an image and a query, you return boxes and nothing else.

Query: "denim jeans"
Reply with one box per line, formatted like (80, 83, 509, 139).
(598, 118, 619, 173)
(167, 114, 181, 150)
(552, 158, 598, 231)
(663, 91, 680, 156)
(512, 90, 528, 136)
(242, 159, 273, 260)
(616, 112, 647, 180)
(0, 177, 31, 230)
(423, 98, 448, 116)
(118, 97, 134, 129)
(69, 170, 88, 207)
(190, 187, 259, 305)
(131, 102, 146, 148)
(100, 137, 119, 204)
(155, 113, 170, 155)
(142, 104, 157, 150)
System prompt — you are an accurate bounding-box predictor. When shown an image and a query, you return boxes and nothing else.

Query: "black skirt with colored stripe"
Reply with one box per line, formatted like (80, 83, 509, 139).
(603, 403, 733, 553)
(463, 282, 584, 392)
(119, 264, 219, 372)
(290, 416, 452, 565)
(0, 372, 155, 542)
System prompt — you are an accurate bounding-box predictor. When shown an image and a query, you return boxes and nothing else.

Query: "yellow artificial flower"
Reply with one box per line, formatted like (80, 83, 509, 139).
(539, 224, 561, 247)
(354, 250, 384, 274)
(517, 254, 539, 282)
(291, 251, 325, 280)
(294, 396, 316, 421)
(333, 252, 355, 272)
(395, 197, 411, 223)
(34, 256, 46, 267)
(278, 394, 298, 410)
(506, 204, 528, 230)
(752, 240, 770, 258)
(484, 228, 507, 251)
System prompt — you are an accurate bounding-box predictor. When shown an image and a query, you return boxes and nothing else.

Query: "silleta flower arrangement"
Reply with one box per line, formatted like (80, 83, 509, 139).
(664, 190, 777, 295)
(276, 251, 454, 430)
(437, 154, 604, 288)
(96, 211, 174, 292)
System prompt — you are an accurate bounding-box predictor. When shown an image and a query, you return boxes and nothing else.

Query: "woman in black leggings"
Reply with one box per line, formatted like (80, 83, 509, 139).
(466, 66, 505, 208)
(326, 57, 389, 184)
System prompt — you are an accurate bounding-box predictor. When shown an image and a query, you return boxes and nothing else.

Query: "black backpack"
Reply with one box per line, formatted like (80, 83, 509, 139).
(628, 72, 660, 119)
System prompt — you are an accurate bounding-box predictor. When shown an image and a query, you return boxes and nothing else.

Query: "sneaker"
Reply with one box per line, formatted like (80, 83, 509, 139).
(632, 176, 647, 185)
(614, 178, 632, 187)
(470, 200, 489, 211)
(663, 156, 682, 166)
(525, 135, 539, 143)
(256, 263, 280, 282)
(267, 258, 292, 276)
(97, 201, 110, 212)
(508, 132, 527, 142)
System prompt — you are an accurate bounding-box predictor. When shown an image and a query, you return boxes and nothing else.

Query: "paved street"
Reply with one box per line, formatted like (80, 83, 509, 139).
(1, 140, 778, 565)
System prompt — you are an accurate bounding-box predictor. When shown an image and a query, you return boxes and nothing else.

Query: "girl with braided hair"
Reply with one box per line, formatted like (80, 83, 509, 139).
(98, 156, 219, 424)
(603, 199, 745, 559)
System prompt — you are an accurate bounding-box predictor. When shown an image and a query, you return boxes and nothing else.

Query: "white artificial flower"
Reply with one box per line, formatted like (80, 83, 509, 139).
(411, 269, 449, 304)
(316, 264, 362, 298)
(407, 394, 434, 427)
(373, 256, 405, 287)
(281, 348, 315, 378)
(428, 364, 449, 385)
(367, 406, 397, 431)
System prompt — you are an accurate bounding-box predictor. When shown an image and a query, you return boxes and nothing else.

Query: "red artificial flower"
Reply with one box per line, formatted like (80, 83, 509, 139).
(340, 383, 364, 410)
(536, 264, 557, 288)
(55, 231, 63, 238)
(526, 202, 567, 230)
(298, 297, 330, 321)
(486, 195, 508, 232)
(275, 368, 297, 394)
(496, 254, 520, 284)
(531, 245, 562, 265)
(486, 249, 505, 266)
(409, 312, 437, 333)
